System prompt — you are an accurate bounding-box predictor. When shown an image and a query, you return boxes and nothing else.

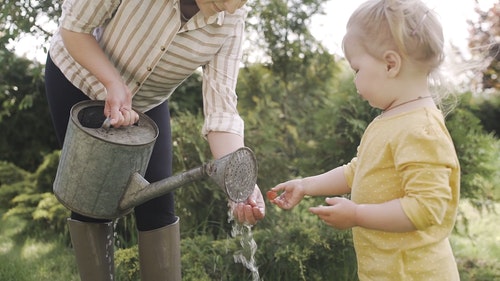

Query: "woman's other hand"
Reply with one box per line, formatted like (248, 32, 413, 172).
(231, 185, 265, 225)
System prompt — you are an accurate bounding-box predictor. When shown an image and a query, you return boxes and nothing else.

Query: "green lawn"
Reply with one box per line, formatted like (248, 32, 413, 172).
(0, 212, 78, 281)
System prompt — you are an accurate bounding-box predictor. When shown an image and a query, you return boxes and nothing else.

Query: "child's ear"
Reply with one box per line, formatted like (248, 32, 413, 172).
(383, 50, 401, 77)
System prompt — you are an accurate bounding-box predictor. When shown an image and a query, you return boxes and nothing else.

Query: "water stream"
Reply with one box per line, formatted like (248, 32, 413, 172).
(228, 207, 261, 281)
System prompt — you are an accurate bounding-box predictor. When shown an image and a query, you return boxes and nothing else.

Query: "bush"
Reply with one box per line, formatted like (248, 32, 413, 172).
(115, 246, 140, 281)
(457, 258, 500, 281)
(1, 152, 70, 240)
(447, 107, 500, 208)
(0, 161, 31, 208)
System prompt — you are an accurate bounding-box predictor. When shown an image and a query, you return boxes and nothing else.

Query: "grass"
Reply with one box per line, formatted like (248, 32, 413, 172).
(0, 201, 499, 280)
(0, 212, 79, 281)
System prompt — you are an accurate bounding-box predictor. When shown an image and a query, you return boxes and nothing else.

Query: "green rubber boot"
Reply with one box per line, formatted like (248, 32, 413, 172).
(67, 219, 115, 281)
(138, 217, 181, 281)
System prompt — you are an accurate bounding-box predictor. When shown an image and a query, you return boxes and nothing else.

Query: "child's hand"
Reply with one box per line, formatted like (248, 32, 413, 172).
(267, 179, 306, 210)
(309, 197, 358, 230)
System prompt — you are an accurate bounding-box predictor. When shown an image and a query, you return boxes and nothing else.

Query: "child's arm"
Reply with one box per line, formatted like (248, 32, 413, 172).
(270, 166, 351, 210)
(309, 197, 416, 232)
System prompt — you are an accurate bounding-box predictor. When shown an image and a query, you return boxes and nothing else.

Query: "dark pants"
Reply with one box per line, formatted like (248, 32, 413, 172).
(45, 54, 176, 231)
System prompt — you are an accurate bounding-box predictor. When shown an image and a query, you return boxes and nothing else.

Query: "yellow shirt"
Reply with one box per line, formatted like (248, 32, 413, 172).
(344, 108, 460, 281)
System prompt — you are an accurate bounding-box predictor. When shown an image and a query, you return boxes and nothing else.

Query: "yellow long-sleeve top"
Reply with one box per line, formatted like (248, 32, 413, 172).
(344, 107, 460, 281)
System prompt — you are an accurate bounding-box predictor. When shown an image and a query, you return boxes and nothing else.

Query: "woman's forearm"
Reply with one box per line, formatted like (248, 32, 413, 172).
(206, 131, 244, 159)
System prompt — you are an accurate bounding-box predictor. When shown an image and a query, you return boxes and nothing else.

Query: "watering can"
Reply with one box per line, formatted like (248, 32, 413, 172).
(53, 100, 257, 219)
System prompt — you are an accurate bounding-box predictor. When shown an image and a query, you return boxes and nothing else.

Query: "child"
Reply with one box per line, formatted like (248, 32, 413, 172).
(268, 0, 460, 280)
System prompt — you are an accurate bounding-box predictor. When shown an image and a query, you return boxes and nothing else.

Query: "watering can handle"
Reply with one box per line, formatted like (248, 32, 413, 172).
(101, 116, 112, 132)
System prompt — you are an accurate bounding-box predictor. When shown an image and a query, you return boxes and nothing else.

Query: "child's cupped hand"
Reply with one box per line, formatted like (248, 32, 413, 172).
(309, 197, 358, 230)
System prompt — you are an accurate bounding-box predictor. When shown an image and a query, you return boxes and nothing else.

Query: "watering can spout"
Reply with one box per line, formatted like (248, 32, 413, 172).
(119, 147, 258, 212)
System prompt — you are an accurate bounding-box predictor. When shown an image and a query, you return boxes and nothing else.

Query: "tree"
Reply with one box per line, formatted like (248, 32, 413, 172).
(241, 0, 341, 174)
(0, 0, 60, 45)
(0, 49, 58, 171)
(0, 1, 61, 171)
(467, 1, 499, 91)
(466, 1, 500, 136)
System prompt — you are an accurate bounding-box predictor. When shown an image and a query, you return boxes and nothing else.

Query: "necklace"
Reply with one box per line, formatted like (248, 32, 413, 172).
(382, 95, 432, 114)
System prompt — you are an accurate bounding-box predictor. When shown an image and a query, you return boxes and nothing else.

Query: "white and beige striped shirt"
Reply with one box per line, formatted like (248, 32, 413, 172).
(49, 0, 246, 137)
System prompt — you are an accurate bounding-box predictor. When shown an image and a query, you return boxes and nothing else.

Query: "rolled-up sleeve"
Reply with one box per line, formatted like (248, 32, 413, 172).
(60, 0, 120, 33)
(396, 125, 458, 230)
(201, 12, 245, 138)
(344, 156, 358, 189)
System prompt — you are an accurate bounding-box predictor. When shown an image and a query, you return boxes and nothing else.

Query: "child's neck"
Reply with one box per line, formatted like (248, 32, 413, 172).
(380, 93, 437, 117)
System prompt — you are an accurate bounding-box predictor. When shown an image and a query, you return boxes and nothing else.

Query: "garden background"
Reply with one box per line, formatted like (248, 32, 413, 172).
(1, 0, 499, 280)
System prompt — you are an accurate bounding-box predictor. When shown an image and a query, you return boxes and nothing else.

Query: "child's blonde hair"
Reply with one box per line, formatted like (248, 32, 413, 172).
(344, 0, 455, 113)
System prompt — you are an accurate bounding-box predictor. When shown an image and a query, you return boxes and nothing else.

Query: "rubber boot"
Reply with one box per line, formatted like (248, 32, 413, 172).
(138, 217, 181, 281)
(67, 219, 115, 281)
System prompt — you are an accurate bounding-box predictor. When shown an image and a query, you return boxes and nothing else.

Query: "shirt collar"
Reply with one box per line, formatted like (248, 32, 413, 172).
(204, 11, 225, 25)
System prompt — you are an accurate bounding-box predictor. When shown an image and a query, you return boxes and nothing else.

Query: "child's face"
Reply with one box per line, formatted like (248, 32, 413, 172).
(343, 32, 391, 110)
(196, 0, 247, 17)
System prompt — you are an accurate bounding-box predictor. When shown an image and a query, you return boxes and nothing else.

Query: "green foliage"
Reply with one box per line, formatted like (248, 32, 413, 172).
(179, 219, 356, 281)
(33, 150, 61, 193)
(247, 0, 328, 68)
(115, 246, 140, 281)
(255, 220, 357, 281)
(467, 2, 500, 91)
(469, 93, 500, 136)
(168, 72, 203, 116)
(0, 50, 44, 121)
(0, 0, 61, 46)
(457, 259, 500, 281)
(453, 201, 500, 280)
(0, 161, 32, 208)
(0, 50, 59, 171)
(3, 191, 69, 240)
(447, 105, 500, 208)
(0, 152, 70, 240)
(170, 111, 233, 239)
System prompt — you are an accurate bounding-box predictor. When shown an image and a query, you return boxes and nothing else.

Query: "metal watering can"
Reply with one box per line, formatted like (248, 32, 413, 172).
(53, 100, 257, 219)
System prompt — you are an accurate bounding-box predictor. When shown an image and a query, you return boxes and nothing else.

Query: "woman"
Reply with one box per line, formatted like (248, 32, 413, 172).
(45, 0, 265, 280)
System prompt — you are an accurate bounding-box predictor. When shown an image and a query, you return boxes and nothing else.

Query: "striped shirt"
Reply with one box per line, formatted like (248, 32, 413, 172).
(49, 0, 246, 137)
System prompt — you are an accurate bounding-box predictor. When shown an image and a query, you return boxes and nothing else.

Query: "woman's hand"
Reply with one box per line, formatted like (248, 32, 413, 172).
(60, 28, 139, 128)
(205, 133, 264, 225)
(103, 81, 139, 128)
(231, 185, 265, 225)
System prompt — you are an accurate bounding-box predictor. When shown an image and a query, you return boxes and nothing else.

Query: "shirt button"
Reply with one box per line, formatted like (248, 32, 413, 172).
(136, 82, 141, 87)
(147, 67, 152, 71)
(160, 46, 166, 51)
